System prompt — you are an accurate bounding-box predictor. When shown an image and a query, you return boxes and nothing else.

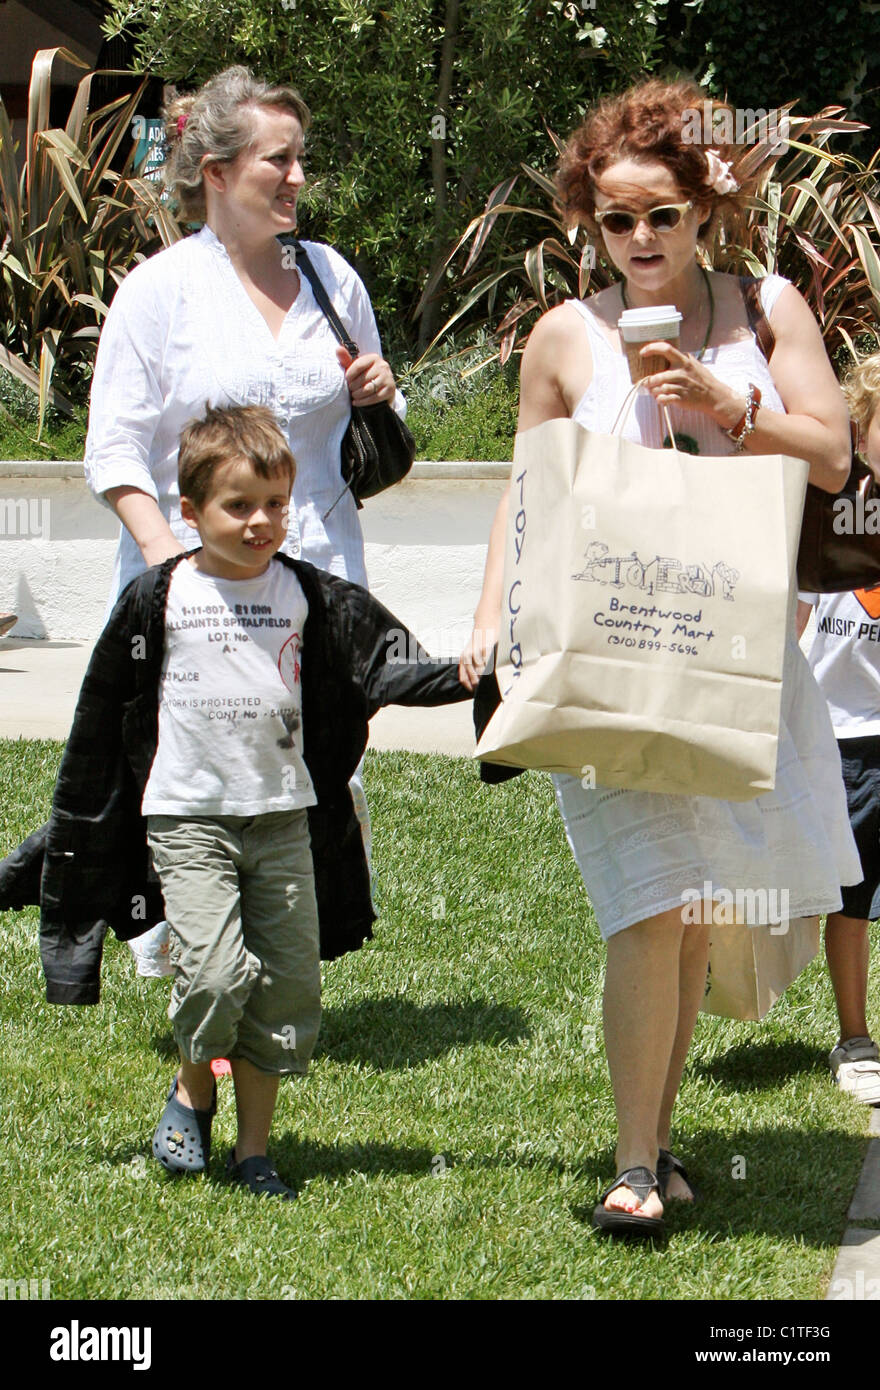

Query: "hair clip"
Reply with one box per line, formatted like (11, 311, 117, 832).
(176, 113, 189, 137)
(704, 148, 739, 195)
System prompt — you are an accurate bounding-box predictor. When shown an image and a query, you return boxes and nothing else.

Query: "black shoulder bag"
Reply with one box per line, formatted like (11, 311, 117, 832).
(279, 235, 415, 518)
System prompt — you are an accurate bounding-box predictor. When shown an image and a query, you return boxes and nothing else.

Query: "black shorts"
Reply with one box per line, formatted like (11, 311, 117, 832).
(838, 733, 880, 920)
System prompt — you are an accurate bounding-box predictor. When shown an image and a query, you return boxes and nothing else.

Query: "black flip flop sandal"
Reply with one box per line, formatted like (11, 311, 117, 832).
(657, 1148, 700, 1203)
(151, 1076, 217, 1173)
(592, 1165, 664, 1236)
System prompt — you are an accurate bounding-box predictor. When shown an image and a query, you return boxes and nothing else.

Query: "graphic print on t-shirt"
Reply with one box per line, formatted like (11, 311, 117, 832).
(809, 587, 880, 737)
(278, 632, 303, 691)
(854, 587, 880, 620)
(276, 632, 303, 747)
(141, 559, 316, 816)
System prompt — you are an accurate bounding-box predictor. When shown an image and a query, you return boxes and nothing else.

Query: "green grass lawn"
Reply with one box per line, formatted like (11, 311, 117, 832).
(1, 741, 877, 1300)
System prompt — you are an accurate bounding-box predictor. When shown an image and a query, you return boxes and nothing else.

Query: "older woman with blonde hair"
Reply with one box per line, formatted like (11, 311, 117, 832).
(460, 78, 860, 1235)
(87, 64, 401, 595)
(85, 66, 398, 988)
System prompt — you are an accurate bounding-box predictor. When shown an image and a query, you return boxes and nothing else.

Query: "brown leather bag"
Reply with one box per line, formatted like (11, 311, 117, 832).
(740, 276, 880, 593)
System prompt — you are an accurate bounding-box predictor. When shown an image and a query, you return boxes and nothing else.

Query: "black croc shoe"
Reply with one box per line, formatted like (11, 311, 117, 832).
(152, 1076, 217, 1174)
(226, 1150, 297, 1200)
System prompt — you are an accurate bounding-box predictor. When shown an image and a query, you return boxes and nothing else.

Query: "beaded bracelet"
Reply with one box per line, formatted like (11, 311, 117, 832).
(727, 383, 761, 452)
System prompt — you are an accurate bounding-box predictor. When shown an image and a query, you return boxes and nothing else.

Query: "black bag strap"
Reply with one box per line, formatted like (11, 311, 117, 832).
(739, 275, 776, 361)
(279, 234, 360, 358)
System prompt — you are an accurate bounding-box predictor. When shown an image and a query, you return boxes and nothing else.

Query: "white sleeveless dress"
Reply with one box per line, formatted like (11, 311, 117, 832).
(552, 274, 861, 939)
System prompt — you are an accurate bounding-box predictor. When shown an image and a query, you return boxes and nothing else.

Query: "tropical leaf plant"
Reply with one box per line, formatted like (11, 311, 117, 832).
(423, 106, 880, 371)
(0, 48, 181, 437)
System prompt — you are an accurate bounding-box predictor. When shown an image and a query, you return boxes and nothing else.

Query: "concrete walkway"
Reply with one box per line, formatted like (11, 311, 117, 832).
(825, 1106, 880, 1301)
(3, 633, 879, 1298)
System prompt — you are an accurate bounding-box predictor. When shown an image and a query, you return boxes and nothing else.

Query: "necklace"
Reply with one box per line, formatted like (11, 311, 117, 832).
(620, 264, 714, 361)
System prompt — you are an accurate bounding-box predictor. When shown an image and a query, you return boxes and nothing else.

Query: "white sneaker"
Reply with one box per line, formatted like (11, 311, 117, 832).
(829, 1036, 880, 1105)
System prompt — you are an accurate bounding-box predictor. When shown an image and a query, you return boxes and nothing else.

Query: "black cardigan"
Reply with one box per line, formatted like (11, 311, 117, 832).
(0, 553, 470, 1003)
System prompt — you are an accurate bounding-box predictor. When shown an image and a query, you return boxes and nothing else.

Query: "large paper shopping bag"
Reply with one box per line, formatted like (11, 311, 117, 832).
(702, 916, 820, 1020)
(475, 415, 809, 800)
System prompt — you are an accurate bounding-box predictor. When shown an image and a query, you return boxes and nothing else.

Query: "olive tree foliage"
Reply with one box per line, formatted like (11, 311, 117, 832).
(104, 0, 669, 355)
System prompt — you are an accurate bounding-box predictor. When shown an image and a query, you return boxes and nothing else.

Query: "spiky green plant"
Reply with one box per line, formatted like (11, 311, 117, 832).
(720, 108, 880, 361)
(0, 47, 181, 437)
(425, 107, 880, 370)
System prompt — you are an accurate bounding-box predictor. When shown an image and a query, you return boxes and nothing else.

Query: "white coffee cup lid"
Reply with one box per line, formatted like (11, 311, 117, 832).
(618, 306, 682, 327)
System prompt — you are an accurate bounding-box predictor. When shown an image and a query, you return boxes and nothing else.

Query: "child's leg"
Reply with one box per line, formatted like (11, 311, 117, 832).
(229, 1059, 279, 1162)
(178, 1056, 215, 1111)
(230, 809, 321, 1159)
(825, 911, 871, 1042)
(147, 816, 261, 1094)
(830, 737, 880, 1042)
(822, 738, 880, 1100)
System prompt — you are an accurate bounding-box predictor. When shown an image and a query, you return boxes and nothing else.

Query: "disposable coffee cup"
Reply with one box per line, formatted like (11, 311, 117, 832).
(618, 305, 683, 383)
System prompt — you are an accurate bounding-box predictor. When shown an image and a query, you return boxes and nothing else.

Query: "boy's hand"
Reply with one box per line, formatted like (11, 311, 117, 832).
(459, 624, 497, 692)
(337, 346, 397, 407)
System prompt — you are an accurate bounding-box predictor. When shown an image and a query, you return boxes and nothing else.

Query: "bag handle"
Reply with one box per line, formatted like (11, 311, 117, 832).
(277, 234, 361, 522)
(739, 276, 775, 361)
(278, 234, 360, 358)
(611, 380, 678, 451)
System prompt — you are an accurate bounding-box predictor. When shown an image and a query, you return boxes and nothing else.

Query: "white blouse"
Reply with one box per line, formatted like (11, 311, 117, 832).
(85, 225, 404, 599)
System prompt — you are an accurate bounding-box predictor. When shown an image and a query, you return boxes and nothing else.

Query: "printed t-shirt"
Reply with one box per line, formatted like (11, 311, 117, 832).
(142, 557, 317, 815)
(807, 586, 880, 737)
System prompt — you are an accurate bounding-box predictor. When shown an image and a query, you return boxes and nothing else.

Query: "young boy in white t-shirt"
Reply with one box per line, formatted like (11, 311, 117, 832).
(0, 402, 469, 1191)
(798, 351, 880, 1105)
(144, 403, 324, 1197)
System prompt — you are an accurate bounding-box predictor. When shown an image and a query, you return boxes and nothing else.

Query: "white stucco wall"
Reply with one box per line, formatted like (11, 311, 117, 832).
(0, 462, 509, 648)
(361, 470, 508, 658)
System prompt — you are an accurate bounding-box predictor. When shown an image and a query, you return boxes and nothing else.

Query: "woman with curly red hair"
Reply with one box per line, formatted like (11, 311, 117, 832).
(460, 79, 860, 1235)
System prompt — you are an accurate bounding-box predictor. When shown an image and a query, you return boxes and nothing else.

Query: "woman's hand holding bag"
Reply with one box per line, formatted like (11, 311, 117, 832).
(279, 236, 415, 517)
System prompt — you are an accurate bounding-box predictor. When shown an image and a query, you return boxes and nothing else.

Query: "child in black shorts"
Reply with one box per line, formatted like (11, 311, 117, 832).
(799, 352, 880, 1103)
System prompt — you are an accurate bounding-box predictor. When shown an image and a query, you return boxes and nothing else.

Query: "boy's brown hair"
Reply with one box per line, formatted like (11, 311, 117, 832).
(178, 403, 296, 506)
